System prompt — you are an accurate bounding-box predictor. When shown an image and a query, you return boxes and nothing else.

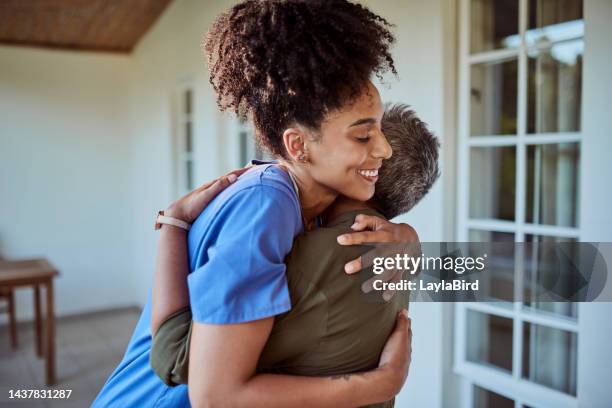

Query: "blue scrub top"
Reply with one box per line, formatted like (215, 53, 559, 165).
(93, 164, 303, 407)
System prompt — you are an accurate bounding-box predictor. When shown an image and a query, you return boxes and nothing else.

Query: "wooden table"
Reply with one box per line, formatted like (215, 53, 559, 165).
(0, 258, 59, 385)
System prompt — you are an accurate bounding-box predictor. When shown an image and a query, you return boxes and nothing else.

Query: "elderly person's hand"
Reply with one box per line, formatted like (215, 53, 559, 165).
(337, 214, 421, 300)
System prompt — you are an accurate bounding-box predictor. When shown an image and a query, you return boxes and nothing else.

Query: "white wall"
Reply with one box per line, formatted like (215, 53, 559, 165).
(0, 1, 455, 406)
(0, 46, 136, 319)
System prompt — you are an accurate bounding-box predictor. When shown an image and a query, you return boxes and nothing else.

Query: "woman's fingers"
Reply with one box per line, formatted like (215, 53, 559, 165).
(382, 272, 404, 301)
(195, 167, 249, 193)
(165, 166, 252, 223)
(225, 166, 251, 179)
(343, 243, 406, 275)
(396, 309, 410, 331)
(201, 178, 230, 201)
(378, 308, 412, 370)
(344, 257, 362, 274)
(180, 175, 239, 222)
(337, 230, 389, 245)
(350, 214, 385, 231)
(197, 174, 240, 204)
(360, 268, 403, 301)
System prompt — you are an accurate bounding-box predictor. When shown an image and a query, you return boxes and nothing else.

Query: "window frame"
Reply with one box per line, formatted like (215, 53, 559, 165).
(172, 84, 196, 197)
(454, 0, 583, 406)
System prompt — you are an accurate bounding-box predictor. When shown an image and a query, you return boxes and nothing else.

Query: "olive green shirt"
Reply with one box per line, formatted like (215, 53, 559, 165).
(150, 209, 408, 407)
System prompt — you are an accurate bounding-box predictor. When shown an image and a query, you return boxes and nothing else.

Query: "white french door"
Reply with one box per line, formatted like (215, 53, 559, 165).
(455, 0, 587, 407)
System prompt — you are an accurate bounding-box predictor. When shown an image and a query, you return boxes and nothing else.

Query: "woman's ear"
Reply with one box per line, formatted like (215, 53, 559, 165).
(282, 127, 308, 162)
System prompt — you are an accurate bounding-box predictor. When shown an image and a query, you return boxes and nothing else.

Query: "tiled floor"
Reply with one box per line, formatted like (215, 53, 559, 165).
(0, 307, 140, 407)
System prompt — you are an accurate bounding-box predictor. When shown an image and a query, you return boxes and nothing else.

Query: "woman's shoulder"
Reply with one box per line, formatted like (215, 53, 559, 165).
(194, 164, 301, 228)
(219, 164, 299, 209)
(237, 163, 296, 198)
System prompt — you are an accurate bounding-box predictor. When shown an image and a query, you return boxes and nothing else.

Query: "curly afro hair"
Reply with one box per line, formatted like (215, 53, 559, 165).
(202, 0, 396, 158)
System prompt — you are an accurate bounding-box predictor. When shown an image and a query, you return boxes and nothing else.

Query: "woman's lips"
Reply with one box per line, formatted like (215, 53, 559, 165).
(358, 168, 379, 183)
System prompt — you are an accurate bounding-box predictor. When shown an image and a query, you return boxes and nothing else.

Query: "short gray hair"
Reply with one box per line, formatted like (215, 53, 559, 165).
(371, 103, 440, 219)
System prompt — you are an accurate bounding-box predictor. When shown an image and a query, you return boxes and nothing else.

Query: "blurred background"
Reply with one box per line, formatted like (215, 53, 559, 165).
(1, 0, 611, 407)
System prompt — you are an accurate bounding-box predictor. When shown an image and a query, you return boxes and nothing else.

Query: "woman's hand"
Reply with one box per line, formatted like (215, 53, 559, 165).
(337, 214, 419, 249)
(165, 167, 250, 223)
(376, 308, 413, 399)
(336, 214, 421, 300)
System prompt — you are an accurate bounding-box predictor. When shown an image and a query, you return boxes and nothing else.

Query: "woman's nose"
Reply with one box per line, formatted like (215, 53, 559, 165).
(372, 130, 392, 160)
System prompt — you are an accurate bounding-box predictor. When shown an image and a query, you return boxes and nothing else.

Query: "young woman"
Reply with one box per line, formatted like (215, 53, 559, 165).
(94, 1, 413, 407)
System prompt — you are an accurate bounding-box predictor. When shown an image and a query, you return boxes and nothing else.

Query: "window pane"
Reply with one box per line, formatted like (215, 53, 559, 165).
(474, 385, 514, 408)
(184, 89, 192, 115)
(470, 146, 516, 221)
(522, 323, 577, 395)
(527, 0, 583, 47)
(470, 0, 519, 53)
(239, 130, 248, 166)
(523, 234, 578, 318)
(471, 59, 518, 136)
(186, 160, 194, 191)
(470, 231, 515, 302)
(467, 310, 513, 372)
(185, 121, 193, 153)
(469, 230, 514, 242)
(527, 40, 582, 134)
(526, 143, 580, 227)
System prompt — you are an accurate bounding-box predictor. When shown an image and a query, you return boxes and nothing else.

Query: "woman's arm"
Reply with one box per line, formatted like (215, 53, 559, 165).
(151, 223, 190, 336)
(188, 310, 411, 408)
(151, 169, 247, 335)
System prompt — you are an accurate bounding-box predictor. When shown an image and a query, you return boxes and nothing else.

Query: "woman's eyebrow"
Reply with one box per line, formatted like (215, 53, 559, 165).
(347, 118, 377, 128)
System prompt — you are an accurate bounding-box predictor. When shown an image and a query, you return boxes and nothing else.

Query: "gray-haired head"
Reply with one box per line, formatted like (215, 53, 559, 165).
(370, 103, 440, 219)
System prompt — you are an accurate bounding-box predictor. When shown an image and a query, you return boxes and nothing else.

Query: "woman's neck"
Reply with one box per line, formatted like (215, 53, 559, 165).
(279, 160, 338, 227)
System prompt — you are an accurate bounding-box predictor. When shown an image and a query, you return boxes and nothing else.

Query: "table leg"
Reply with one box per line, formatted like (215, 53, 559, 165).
(8, 289, 17, 349)
(34, 285, 43, 357)
(44, 280, 56, 386)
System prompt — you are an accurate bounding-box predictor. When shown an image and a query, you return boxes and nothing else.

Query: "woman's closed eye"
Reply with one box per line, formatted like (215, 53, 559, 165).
(355, 135, 371, 143)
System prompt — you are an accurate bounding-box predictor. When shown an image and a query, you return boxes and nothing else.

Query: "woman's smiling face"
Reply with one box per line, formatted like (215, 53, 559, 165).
(305, 82, 392, 202)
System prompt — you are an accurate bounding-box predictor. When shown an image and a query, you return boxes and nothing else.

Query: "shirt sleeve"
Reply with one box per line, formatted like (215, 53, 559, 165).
(149, 307, 192, 386)
(187, 185, 300, 324)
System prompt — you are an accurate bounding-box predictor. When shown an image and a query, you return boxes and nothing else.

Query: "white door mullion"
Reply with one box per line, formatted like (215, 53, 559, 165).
(513, 0, 529, 385)
(467, 218, 517, 233)
(519, 309, 579, 333)
(456, 3, 471, 405)
(456, 0, 471, 243)
(469, 136, 519, 146)
(524, 132, 581, 144)
(522, 223, 580, 238)
(516, 0, 528, 241)
(469, 133, 582, 147)
(468, 48, 520, 64)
